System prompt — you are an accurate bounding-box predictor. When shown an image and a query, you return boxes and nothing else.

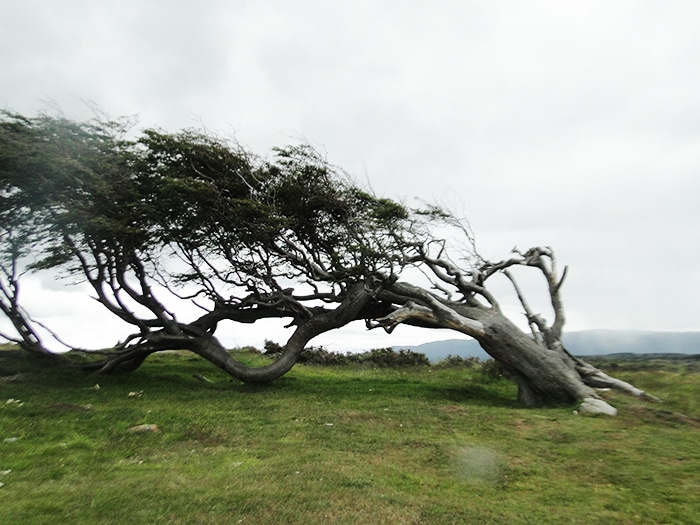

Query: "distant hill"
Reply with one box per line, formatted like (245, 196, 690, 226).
(394, 330, 700, 363)
(563, 330, 700, 356)
(393, 339, 487, 362)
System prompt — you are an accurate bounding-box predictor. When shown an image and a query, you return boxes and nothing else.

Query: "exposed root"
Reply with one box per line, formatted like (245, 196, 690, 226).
(576, 361, 662, 402)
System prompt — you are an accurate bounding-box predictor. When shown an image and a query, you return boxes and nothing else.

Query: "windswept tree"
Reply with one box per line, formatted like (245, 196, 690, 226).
(0, 112, 655, 411)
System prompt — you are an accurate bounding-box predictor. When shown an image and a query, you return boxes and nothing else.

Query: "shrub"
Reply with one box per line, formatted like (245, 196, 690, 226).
(298, 346, 351, 365)
(434, 354, 481, 368)
(355, 348, 430, 367)
(480, 359, 511, 380)
(263, 340, 284, 356)
(251, 342, 431, 368)
(297, 346, 430, 367)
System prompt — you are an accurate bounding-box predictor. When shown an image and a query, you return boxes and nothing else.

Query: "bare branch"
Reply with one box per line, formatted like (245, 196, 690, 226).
(373, 281, 487, 338)
(503, 269, 546, 343)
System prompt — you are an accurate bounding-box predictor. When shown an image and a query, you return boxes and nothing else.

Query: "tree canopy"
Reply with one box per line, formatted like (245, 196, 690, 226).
(0, 111, 655, 410)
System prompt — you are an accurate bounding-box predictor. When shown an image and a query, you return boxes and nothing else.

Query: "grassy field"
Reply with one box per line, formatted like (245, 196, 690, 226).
(1, 349, 698, 524)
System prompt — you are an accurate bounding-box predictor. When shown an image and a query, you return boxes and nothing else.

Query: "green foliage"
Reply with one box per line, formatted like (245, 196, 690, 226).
(349, 347, 431, 367)
(0, 351, 698, 524)
(297, 346, 352, 365)
(134, 129, 279, 248)
(262, 339, 284, 355)
(433, 354, 482, 369)
(0, 112, 141, 269)
(0, 111, 414, 294)
(262, 344, 431, 367)
(480, 358, 513, 380)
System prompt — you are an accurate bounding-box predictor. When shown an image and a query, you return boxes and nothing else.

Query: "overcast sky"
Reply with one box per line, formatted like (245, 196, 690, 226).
(1, 1, 699, 351)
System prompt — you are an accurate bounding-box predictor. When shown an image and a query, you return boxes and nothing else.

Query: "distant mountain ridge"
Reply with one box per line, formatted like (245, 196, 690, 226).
(393, 330, 700, 363)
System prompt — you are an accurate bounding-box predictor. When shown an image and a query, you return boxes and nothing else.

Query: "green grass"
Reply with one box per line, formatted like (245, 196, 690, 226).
(1, 349, 698, 524)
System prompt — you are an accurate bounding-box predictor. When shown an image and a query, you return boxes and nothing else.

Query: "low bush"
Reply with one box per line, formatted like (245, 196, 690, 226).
(298, 346, 350, 366)
(480, 358, 512, 380)
(353, 347, 431, 367)
(433, 354, 481, 368)
(262, 342, 430, 367)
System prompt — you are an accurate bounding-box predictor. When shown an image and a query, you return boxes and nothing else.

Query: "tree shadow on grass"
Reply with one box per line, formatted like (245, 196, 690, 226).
(1, 348, 518, 408)
(240, 369, 519, 409)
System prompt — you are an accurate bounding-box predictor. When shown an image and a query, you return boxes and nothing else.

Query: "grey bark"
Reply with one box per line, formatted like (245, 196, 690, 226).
(371, 277, 655, 408)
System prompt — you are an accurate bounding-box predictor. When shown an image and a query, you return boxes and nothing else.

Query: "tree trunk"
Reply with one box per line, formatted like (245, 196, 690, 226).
(74, 281, 378, 383)
(473, 309, 595, 406)
(373, 282, 656, 409)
